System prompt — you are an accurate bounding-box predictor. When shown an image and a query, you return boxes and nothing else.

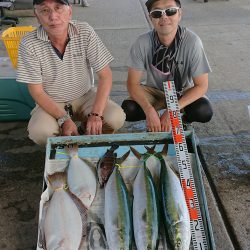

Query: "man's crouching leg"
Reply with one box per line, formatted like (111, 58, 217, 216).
(102, 99, 126, 133)
(28, 105, 60, 146)
(121, 99, 146, 122)
(182, 97, 213, 123)
(80, 99, 126, 134)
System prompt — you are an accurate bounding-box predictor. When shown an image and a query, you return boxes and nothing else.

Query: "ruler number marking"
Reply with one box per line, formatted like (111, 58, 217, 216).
(194, 220, 200, 231)
(182, 160, 187, 169)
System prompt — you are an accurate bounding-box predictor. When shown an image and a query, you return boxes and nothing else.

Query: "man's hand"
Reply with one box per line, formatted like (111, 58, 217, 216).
(160, 110, 171, 132)
(146, 107, 161, 132)
(85, 116, 103, 135)
(61, 119, 79, 136)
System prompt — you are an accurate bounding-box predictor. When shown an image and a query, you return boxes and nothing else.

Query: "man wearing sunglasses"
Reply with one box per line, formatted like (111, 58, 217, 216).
(16, 0, 126, 146)
(121, 0, 213, 132)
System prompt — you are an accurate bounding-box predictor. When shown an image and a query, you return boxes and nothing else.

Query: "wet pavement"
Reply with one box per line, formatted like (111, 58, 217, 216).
(0, 0, 250, 249)
(0, 122, 44, 249)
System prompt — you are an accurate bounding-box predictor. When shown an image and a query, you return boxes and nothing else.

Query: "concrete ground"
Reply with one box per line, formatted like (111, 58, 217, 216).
(0, 0, 249, 249)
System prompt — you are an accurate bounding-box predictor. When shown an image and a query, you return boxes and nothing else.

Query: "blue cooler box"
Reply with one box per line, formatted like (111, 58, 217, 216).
(0, 57, 35, 121)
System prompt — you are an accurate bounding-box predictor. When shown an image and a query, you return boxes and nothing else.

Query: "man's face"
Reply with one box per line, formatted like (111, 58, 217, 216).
(34, 0, 72, 37)
(149, 0, 182, 37)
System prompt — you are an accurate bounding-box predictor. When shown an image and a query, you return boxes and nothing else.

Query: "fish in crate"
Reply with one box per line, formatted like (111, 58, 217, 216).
(38, 171, 88, 250)
(67, 145, 97, 209)
(104, 162, 133, 249)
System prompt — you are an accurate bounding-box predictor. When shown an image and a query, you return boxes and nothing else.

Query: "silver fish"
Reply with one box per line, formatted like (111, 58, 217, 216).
(159, 155, 191, 250)
(44, 172, 88, 250)
(67, 144, 97, 209)
(104, 165, 133, 250)
(133, 163, 159, 250)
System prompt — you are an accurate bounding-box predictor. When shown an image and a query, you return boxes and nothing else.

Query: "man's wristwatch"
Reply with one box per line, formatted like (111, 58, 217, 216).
(57, 114, 71, 128)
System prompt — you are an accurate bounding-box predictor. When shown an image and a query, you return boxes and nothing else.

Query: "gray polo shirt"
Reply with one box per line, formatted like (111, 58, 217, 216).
(128, 28, 211, 92)
(17, 21, 113, 103)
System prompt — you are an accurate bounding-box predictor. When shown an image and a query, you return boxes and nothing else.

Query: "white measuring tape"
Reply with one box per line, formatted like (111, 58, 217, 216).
(163, 80, 208, 249)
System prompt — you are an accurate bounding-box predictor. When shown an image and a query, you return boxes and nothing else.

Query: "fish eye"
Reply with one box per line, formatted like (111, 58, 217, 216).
(176, 239, 182, 247)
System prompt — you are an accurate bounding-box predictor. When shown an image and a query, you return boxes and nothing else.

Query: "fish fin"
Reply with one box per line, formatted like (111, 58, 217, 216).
(47, 171, 67, 190)
(37, 202, 49, 249)
(130, 146, 141, 160)
(67, 190, 88, 237)
(116, 150, 130, 164)
(167, 161, 180, 178)
(161, 142, 169, 156)
(177, 204, 184, 220)
(144, 145, 156, 154)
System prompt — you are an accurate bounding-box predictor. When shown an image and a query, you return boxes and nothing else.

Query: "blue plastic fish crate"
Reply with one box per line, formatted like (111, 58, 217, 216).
(38, 131, 216, 250)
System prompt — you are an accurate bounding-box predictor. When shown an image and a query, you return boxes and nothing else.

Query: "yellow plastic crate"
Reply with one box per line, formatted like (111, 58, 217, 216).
(1, 26, 36, 69)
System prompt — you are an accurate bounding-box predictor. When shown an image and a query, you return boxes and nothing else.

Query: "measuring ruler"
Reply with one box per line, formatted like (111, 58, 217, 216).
(163, 80, 208, 249)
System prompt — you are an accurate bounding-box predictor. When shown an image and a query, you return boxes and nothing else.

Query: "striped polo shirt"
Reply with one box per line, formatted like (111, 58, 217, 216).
(17, 21, 114, 103)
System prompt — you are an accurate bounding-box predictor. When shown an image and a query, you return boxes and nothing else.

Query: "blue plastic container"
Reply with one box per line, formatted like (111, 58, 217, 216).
(0, 57, 35, 121)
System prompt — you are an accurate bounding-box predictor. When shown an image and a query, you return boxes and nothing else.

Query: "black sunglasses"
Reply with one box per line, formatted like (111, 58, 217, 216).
(150, 7, 180, 18)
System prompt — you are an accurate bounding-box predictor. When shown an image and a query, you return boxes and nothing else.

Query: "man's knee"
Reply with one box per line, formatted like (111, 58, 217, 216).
(183, 97, 213, 123)
(104, 106, 126, 131)
(198, 101, 213, 123)
(121, 100, 146, 122)
(28, 120, 59, 146)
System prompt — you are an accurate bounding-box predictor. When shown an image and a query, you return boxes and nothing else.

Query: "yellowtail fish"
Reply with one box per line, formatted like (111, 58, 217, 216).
(159, 154, 191, 250)
(104, 165, 133, 250)
(67, 144, 97, 209)
(133, 162, 160, 250)
(43, 172, 88, 250)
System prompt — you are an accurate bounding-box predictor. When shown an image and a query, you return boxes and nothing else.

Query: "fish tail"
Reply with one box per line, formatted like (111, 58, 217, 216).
(38, 201, 50, 250)
(167, 161, 180, 178)
(130, 146, 141, 160)
(47, 171, 67, 190)
(144, 145, 156, 154)
(161, 143, 169, 156)
(110, 144, 119, 152)
(105, 144, 119, 157)
(67, 144, 79, 157)
(116, 149, 130, 164)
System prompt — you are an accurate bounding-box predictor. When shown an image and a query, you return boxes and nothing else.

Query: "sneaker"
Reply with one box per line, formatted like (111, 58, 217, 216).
(82, 0, 90, 7)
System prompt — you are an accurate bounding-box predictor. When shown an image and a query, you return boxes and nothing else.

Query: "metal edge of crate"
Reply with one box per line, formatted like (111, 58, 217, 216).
(46, 131, 180, 149)
(43, 131, 215, 249)
(191, 132, 216, 250)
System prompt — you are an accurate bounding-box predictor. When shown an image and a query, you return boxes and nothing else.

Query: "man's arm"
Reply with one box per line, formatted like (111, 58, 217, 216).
(85, 65, 112, 135)
(179, 73, 208, 110)
(28, 84, 79, 136)
(127, 67, 162, 132)
(160, 73, 208, 130)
